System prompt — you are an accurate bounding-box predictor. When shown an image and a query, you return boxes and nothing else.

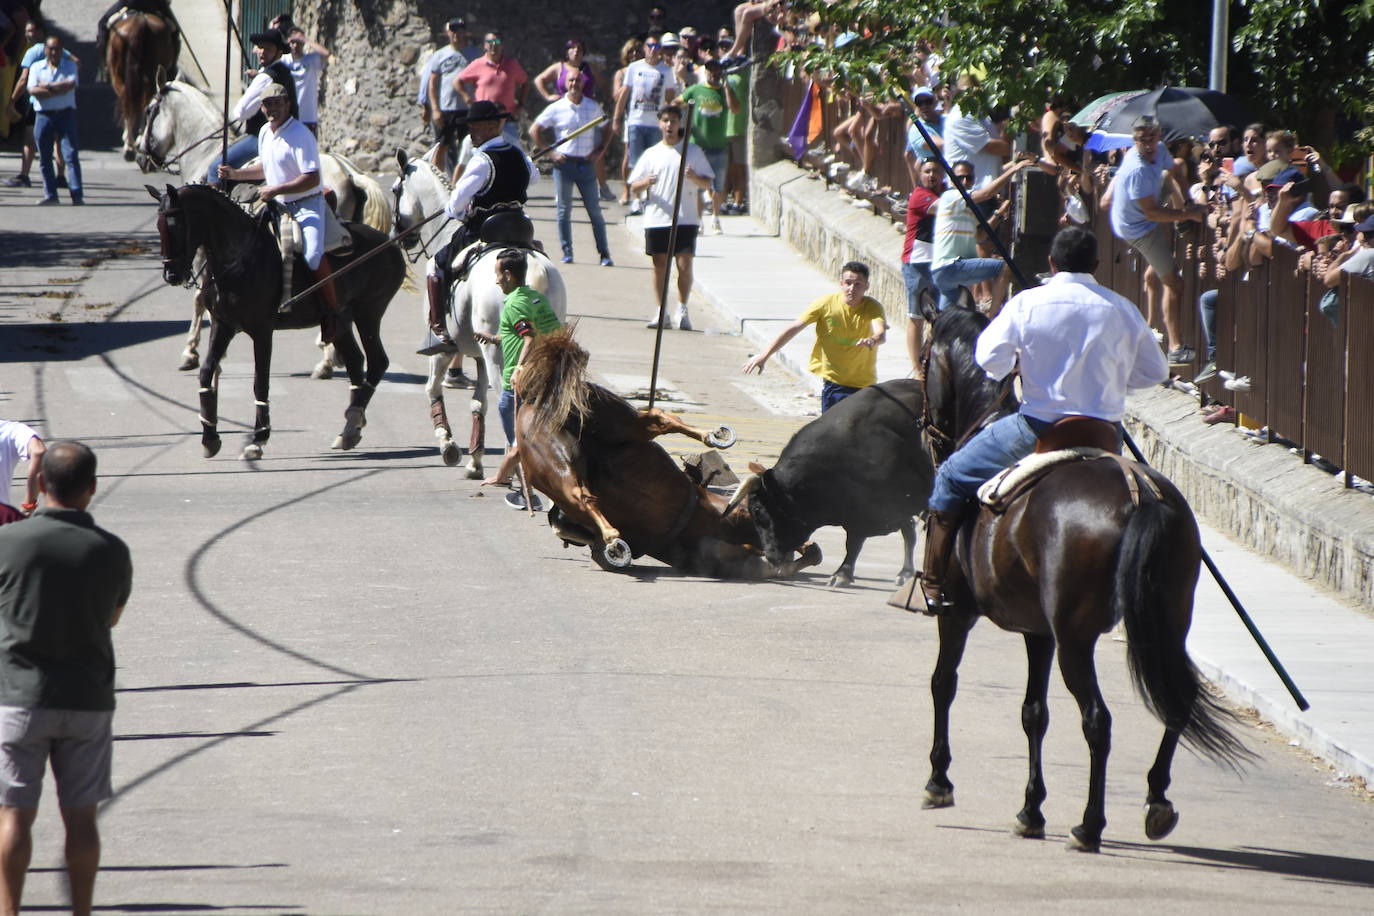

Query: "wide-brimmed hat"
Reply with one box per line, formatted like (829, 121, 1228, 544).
(456, 100, 512, 124)
(1332, 204, 1362, 226)
(249, 29, 288, 52)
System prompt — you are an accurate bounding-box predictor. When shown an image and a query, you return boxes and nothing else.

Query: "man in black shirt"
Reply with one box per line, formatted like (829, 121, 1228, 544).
(0, 440, 131, 916)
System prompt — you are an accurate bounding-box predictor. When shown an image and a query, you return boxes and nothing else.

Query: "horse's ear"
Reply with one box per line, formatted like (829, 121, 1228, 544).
(145, 184, 163, 202)
(165, 183, 178, 203)
(396, 147, 409, 169)
(154, 64, 168, 91)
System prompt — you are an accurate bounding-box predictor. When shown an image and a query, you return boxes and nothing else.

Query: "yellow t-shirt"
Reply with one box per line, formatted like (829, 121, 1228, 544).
(799, 292, 886, 387)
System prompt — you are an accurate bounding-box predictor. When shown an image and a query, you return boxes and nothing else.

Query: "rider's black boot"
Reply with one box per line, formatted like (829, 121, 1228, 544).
(919, 509, 959, 616)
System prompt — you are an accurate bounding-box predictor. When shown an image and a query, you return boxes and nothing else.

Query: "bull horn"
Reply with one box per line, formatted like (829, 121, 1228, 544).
(726, 473, 761, 514)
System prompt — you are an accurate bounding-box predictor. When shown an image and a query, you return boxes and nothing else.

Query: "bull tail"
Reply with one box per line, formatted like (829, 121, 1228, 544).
(518, 325, 591, 435)
(1117, 488, 1253, 771)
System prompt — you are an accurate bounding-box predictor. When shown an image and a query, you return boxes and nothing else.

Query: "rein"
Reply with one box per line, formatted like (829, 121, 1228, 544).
(393, 156, 454, 263)
(158, 125, 229, 172)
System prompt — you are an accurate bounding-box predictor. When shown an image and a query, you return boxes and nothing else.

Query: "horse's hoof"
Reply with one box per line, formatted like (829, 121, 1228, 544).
(464, 465, 484, 481)
(826, 570, 854, 588)
(895, 569, 914, 587)
(202, 439, 222, 458)
(179, 352, 199, 371)
(1013, 814, 1046, 839)
(241, 443, 263, 461)
(921, 786, 954, 809)
(1144, 802, 1179, 841)
(602, 537, 633, 568)
(798, 542, 823, 569)
(440, 441, 461, 467)
(1067, 826, 1101, 853)
(332, 431, 361, 451)
(706, 425, 737, 449)
(310, 361, 334, 380)
(123, 148, 136, 161)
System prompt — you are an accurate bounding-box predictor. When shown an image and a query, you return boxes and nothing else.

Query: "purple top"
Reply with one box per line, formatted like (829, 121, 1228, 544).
(556, 62, 596, 99)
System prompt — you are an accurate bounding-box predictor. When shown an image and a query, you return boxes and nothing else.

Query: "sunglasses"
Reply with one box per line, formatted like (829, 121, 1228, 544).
(485, 38, 502, 45)
(645, 42, 661, 48)
(1206, 140, 1228, 147)
(955, 173, 974, 182)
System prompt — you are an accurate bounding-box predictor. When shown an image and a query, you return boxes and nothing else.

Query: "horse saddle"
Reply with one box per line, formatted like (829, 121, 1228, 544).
(478, 209, 535, 248)
(978, 448, 1161, 513)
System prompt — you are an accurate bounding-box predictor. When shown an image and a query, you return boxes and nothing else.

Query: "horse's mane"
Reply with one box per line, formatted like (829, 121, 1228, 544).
(519, 326, 592, 435)
(418, 144, 454, 191)
(931, 304, 1016, 439)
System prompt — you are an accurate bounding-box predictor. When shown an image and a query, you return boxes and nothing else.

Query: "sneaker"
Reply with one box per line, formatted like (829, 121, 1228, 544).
(561, 254, 574, 263)
(599, 183, 616, 202)
(504, 489, 544, 511)
(3, 175, 30, 188)
(55, 176, 68, 189)
(1223, 374, 1252, 392)
(36, 197, 59, 206)
(1166, 345, 1196, 365)
(673, 304, 692, 331)
(1203, 405, 1236, 425)
(646, 311, 666, 329)
(707, 215, 722, 235)
(1193, 360, 1217, 384)
(629, 199, 643, 216)
(442, 369, 472, 389)
(599, 255, 614, 267)
(70, 195, 84, 206)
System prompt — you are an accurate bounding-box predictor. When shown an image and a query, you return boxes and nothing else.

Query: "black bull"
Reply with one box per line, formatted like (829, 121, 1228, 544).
(734, 379, 932, 587)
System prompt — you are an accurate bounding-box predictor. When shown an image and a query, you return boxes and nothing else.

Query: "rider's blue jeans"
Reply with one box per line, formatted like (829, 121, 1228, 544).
(931, 257, 1005, 310)
(929, 413, 1045, 514)
(205, 134, 259, 184)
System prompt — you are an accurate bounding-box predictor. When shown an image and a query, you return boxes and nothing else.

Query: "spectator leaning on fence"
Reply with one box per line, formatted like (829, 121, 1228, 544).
(1107, 115, 1206, 366)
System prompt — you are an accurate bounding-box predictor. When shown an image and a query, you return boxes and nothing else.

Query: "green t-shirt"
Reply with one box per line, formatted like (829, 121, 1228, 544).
(499, 285, 562, 390)
(0, 508, 132, 711)
(681, 82, 728, 150)
(724, 70, 749, 139)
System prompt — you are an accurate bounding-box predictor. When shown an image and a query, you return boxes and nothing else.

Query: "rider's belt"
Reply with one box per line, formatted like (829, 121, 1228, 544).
(281, 190, 324, 205)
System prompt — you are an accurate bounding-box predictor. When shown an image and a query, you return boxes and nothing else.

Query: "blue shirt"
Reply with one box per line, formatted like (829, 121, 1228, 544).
(1109, 145, 1172, 240)
(27, 56, 79, 112)
(905, 113, 944, 161)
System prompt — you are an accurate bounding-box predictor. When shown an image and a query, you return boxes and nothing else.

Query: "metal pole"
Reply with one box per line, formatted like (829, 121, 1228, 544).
(646, 101, 696, 411)
(900, 97, 1308, 710)
(1209, 0, 1229, 93)
(220, 0, 232, 169)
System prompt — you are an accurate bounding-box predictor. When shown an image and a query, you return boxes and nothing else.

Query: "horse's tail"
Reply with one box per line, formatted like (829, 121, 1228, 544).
(118, 19, 146, 138)
(352, 171, 392, 233)
(1117, 483, 1253, 771)
(526, 252, 549, 294)
(518, 325, 590, 435)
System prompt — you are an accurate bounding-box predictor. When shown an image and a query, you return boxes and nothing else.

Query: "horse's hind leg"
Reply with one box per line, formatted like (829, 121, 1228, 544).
(330, 322, 374, 451)
(1058, 637, 1111, 852)
(637, 407, 736, 449)
(896, 517, 917, 586)
(1014, 634, 1055, 839)
(425, 354, 460, 466)
(925, 613, 976, 809)
(197, 319, 235, 458)
(181, 278, 211, 370)
(241, 332, 274, 460)
(1144, 727, 1182, 841)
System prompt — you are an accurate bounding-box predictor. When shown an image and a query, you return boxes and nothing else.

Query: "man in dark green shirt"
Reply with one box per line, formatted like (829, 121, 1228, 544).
(474, 249, 562, 508)
(679, 59, 739, 235)
(0, 440, 131, 915)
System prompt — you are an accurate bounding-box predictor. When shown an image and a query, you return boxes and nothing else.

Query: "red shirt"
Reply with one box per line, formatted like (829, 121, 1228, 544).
(458, 56, 529, 112)
(902, 186, 940, 263)
(1290, 219, 1336, 252)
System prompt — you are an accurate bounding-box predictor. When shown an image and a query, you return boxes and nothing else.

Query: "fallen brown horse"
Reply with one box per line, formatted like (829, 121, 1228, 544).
(108, 11, 179, 161)
(516, 329, 821, 578)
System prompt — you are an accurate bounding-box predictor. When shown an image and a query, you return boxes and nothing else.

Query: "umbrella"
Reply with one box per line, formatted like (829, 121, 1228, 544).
(1096, 86, 1253, 142)
(1069, 90, 1147, 129)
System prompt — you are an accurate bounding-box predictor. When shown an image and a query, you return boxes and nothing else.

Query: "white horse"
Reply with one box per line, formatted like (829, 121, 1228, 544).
(135, 77, 395, 376)
(392, 145, 568, 476)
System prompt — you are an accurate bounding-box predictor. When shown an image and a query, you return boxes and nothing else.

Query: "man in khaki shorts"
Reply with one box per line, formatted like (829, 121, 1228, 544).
(0, 440, 131, 916)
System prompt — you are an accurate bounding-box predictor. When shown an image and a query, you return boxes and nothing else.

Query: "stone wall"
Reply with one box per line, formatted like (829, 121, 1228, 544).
(291, 0, 738, 174)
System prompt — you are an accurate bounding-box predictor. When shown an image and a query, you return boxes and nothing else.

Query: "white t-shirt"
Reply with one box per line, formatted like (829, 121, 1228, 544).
(943, 104, 1003, 189)
(532, 96, 604, 158)
(258, 117, 321, 202)
(0, 421, 40, 509)
(623, 59, 678, 128)
(286, 52, 325, 124)
(627, 141, 714, 228)
(931, 187, 980, 269)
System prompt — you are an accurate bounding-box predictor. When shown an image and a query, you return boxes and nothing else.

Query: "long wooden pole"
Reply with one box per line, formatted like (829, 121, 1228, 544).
(646, 101, 696, 411)
(220, 0, 232, 170)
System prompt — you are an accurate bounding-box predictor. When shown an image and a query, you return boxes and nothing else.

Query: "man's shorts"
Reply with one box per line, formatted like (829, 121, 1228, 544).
(645, 225, 699, 256)
(1125, 222, 1177, 278)
(727, 134, 746, 166)
(702, 147, 728, 194)
(0, 706, 114, 809)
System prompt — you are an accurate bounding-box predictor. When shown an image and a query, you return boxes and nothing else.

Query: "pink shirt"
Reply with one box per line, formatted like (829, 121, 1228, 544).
(458, 56, 528, 112)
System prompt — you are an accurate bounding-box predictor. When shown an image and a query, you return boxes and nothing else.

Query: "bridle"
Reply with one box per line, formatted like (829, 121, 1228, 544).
(392, 156, 453, 263)
(138, 87, 228, 174)
(918, 333, 1018, 466)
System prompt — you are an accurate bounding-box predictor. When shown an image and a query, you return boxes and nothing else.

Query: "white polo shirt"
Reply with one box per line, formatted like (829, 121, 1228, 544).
(0, 421, 40, 509)
(257, 117, 320, 202)
(532, 95, 604, 158)
(976, 272, 1169, 423)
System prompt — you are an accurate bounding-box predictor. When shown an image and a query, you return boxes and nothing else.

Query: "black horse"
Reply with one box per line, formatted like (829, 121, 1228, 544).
(918, 302, 1251, 852)
(148, 183, 405, 459)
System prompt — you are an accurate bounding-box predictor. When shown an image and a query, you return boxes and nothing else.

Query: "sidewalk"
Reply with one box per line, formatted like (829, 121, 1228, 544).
(626, 209, 1374, 789)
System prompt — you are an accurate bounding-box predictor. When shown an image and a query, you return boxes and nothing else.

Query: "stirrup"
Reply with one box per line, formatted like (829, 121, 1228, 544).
(919, 576, 954, 616)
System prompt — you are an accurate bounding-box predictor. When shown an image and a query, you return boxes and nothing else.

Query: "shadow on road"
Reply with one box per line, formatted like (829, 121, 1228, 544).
(0, 320, 188, 362)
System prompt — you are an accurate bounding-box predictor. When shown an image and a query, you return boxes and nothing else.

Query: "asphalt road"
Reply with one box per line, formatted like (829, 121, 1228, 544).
(2, 141, 1372, 913)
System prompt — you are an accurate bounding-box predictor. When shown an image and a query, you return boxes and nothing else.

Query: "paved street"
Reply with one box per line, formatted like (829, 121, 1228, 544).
(3, 106, 1373, 915)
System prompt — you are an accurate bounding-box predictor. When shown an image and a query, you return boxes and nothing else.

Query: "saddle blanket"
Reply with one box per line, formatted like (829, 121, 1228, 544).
(977, 447, 1113, 511)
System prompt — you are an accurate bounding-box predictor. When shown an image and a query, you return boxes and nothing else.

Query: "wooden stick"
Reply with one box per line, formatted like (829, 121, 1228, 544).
(647, 101, 697, 411)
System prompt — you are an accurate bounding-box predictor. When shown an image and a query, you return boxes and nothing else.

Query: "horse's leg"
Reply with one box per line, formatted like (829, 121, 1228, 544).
(197, 318, 235, 458)
(330, 322, 373, 451)
(827, 529, 865, 588)
(925, 612, 976, 809)
(181, 283, 209, 370)
(241, 331, 273, 460)
(895, 517, 919, 586)
(635, 406, 737, 449)
(1014, 633, 1056, 839)
(1058, 636, 1111, 852)
(1144, 727, 1182, 841)
(311, 337, 337, 379)
(424, 353, 459, 466)
(464, 343, 500, 480)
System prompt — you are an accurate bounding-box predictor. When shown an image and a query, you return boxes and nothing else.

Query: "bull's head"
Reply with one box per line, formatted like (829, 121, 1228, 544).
(727, 472, 813, 567)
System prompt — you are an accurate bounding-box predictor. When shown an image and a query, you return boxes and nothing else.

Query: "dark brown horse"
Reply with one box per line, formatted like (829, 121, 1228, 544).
(108, 12, 179, 160)
(918, 302, 1251, 852)
(516, 329, 821, 578)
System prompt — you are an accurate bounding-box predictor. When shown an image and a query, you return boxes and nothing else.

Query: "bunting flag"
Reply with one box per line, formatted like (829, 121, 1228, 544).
(786, 80, 823, 160)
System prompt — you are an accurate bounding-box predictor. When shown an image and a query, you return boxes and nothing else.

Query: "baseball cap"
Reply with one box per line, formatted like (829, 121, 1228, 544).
(1266, 166, 1305, 188)
(1355, 215, 1374, 234)
(659, 31, 680, 48)
(447, 18, 466, 30)
(913, 86, 935, 102)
